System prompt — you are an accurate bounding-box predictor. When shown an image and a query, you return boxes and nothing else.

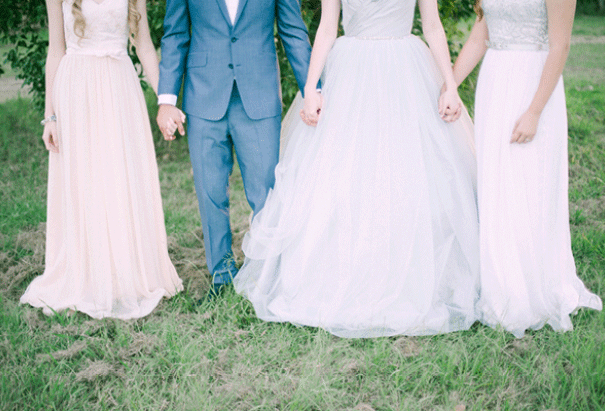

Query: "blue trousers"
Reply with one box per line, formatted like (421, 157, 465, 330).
(187, 82, 281, 284)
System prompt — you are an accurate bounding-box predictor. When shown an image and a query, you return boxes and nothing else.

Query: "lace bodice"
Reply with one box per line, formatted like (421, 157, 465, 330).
(62, 0, 129, 58)
(342, 0, 415, 38)
(483, 0, 549, 48)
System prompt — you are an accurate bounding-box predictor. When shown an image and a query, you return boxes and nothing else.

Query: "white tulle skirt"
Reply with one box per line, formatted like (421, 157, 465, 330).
(234, 35, 480, 338)
(474, 49, 602, 337)
(20, 54, 183, 319)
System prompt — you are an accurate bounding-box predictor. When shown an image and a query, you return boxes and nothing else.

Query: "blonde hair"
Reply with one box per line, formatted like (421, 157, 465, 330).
(474, 0, 484, 20)
(71, 0, 141, 40)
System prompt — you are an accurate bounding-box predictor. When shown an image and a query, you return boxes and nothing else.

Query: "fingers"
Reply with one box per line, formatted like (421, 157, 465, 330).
(510, 123, 534, 144)
(42, 127, 59, 153)
(42, 137, 53, 152)
(49, 135, 60, 153)
(177, 119, 186, 136)
(510, 119, 522, 144)
(438, 92, 462, 122)
(451, 105, 462, 122)
(176, 109, 186, 135)
(163, 116, 186, 141)
(300, 108, 319, 127)
(516, 133, 534, 144)
(512, 133, 533, 144)
(165, 118, 177, 141)
(43, 137, 59, 153)
(441, 103, 462, 123)
(157, 106, 186, 141)
(157, 115, 172, 141)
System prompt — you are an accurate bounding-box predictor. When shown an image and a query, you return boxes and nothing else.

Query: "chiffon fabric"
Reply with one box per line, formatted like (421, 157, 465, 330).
(234, 0, 480, 338)
(475, 47, 602, 337)
(20, 0, 183, 319)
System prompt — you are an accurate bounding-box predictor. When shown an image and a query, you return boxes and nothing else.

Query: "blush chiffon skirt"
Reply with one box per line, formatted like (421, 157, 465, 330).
(20, 54, 183, 319)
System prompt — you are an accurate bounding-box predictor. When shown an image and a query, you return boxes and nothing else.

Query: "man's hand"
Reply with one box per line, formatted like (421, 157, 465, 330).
(157, 104, 186, 141)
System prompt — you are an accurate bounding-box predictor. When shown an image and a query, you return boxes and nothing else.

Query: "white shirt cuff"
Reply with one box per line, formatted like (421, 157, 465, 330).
(158, 94, 178, 106)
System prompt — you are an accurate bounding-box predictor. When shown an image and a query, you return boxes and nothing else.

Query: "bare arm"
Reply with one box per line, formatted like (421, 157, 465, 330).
(300, 0, 340, 126)
(134, 0, 159, 94)
(452, 16, 488, 86)
(42, 0, 66, 153)
(418, 0, 462, 122)
(528, 0, 575, 117)
(511, 0, 575, 144)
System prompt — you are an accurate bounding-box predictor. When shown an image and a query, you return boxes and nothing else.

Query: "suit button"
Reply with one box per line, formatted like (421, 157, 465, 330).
(228, 63, 234, 69)
(231, 37, 237, 43)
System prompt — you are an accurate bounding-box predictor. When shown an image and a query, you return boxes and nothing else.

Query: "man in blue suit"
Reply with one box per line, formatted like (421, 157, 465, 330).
(157, 0, 313, 297)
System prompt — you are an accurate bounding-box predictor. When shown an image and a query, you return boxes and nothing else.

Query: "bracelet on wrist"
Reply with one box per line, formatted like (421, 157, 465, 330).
(41, 115, 57, 126)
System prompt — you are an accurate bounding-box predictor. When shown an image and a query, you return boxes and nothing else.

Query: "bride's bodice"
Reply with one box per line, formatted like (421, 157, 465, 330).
(62, 0, 129, 58)
(342, 0, 415, 38)
(482, 0, 549, 48)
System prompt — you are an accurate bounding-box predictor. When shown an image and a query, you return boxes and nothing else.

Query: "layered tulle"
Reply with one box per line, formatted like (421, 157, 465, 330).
(474, 49, 602, 337)
(20, 54, 183, 319)
(234, 35, 480, 338)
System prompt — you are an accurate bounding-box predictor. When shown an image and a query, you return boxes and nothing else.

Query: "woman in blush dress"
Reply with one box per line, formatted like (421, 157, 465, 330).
(451, 0, 602, 337)
(234, 0, 480, 338)
(20, 0, 183, 319)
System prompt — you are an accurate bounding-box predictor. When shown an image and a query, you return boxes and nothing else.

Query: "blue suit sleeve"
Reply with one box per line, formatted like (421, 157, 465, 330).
(276, 0, 318, 96)
(158, 0, 191, 96)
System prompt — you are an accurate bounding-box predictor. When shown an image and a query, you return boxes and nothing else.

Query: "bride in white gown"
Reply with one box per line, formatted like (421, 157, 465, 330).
(233, 0, 480, 338)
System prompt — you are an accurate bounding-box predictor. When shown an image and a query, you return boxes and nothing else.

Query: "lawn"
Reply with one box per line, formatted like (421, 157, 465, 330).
(0, 15, 604, 411)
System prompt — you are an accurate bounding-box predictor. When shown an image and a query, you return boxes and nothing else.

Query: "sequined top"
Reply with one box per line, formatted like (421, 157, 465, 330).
(483, 0, 549, 48)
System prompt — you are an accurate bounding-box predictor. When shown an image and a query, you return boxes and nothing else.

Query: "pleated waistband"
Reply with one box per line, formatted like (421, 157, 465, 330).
(346, 34, 413, 40)
(486, 41, 548, 51)
(65, 48, 129, 60)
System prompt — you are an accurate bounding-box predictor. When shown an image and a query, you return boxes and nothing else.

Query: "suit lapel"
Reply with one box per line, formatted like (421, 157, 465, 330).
(233, 0, 249, 26)
(214, 0, 233, 27)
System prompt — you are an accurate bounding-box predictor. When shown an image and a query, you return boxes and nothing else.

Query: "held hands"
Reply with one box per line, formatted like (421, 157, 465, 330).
(42, 122, 59, 153)
(510, 110, 540, 144)
(300, 90, 323, 127)
(438, 85, 463, 123)
(157, 104, 186, 141)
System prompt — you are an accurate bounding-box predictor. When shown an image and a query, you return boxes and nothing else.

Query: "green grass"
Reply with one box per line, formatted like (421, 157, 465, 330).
(572, 15, 605, 37)
(1, 16, 604, 411)
(0, 99, 48, 244)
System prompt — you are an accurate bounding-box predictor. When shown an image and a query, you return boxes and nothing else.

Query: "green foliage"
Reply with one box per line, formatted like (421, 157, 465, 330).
(577, 0, 605, 15)
(0, 0, 47, 109)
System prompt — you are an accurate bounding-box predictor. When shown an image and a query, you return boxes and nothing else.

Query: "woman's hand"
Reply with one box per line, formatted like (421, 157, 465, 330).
(42, 121, 59, 153)
(511, 110, 540, 144)
(438, 86, 462, 122)
(300, 90, 323, 127)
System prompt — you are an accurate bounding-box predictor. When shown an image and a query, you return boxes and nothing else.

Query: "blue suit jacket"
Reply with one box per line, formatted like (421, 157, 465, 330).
(159, 0, 313, 121)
